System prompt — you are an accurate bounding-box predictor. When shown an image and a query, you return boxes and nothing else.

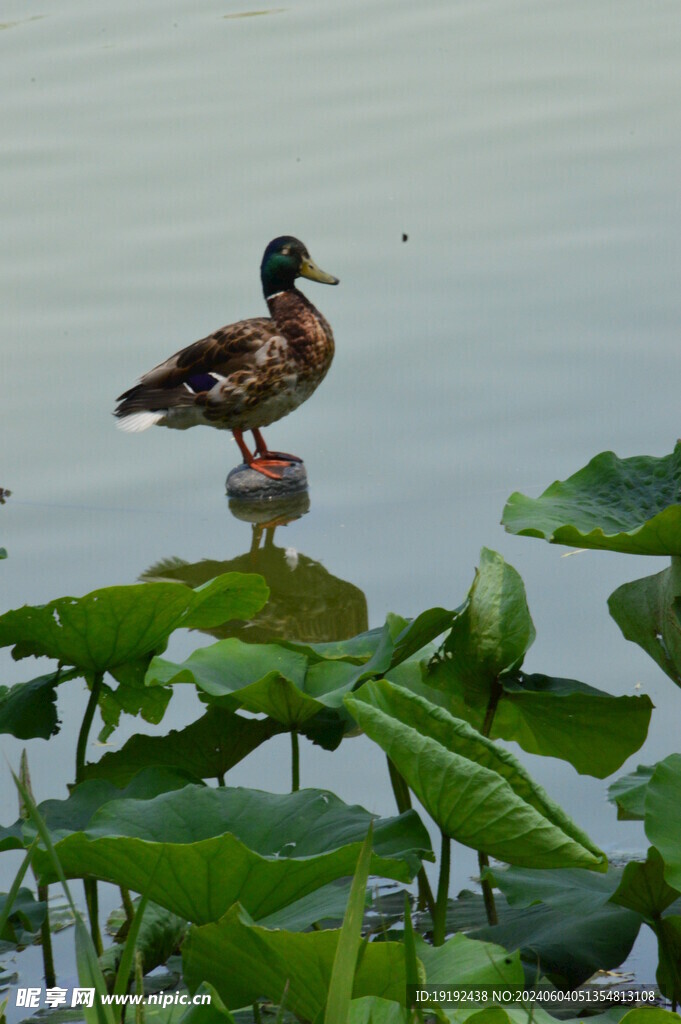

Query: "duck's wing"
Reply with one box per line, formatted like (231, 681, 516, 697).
(114, 317, 288, 428)
(130, 317, 280, 392)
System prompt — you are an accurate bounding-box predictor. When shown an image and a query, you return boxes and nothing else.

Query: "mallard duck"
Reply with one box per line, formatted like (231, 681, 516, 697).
(114, 236, 338, 479)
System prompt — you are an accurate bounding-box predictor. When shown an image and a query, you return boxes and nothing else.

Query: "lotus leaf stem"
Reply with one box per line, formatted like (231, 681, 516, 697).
(291, 730, 300, 792)
(75, 671, 104, 783)
(38, 882, 56, 988)
(84, 877, 103, 956)
(478, 851, 498, 926)
(120, 887, 135, 930)
(387, 756, 411, 813)
(432, 830, 451, 946)
(386, 756, 435, 917)
(651, 916, 681, 1009)
(478, 679, 502, 926)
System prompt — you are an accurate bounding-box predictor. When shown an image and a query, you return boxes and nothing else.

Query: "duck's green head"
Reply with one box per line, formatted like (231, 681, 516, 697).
(261, 236, 339, 299)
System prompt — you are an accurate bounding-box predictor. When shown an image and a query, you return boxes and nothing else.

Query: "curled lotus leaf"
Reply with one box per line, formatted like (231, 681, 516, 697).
(503, 446, 681, 555)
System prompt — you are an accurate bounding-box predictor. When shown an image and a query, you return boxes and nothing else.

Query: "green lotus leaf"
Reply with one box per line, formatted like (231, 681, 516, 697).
(280, 623, 387, 664)
(502, 446, 681, 554)
(0, 887, 46, 946)
(442, 1011, 652, 1024)
(422, 664, 652, 779)
(31, 786, 432, 924)
(484, 863, 624, 912)
(477, 864, 641, 987)
(347, 999, 410, 1024)
(439, 889, 507, 935)
(259, 880, 362, 931)
(146, 606, 457, 729)
(181, 572, 268, 629)
(81, 706, 282, 786)
(429, 549, 535, 697)
(0, 668, 78, 740)
(436, 884, 639, 995)
(182, 903, 406, 1016)
(413, 932, 522, 984)
(98, 676, 173, 738)
(426, 662, 653, 778)
(0, 574, 267, 672)
(420, 550, 650, 776)
(497, 675, 651, 778)
(618, 1009, 681, 1024)
(141, 984, 235, 1024)
(387, 607, 462, 669)
(610, 847, 680, 919)
(655, 915, 681, 1005)
(179, 985, 236, 1024)
(0, 767, 194, 853)
(608, 765, 654, 821)
(299, 606, 456, 704)
(645, 755, 681, 891)
(146, 639, 338, 726)
(282, 607, 458, 676)
(345, 680, 606, 871)
(299, 704, 356, 751)
(609, 563, 681, 687)
(183, 915, 522, 1020)
(100, 899, 186, 987)
(440, 1012, 515, 1024)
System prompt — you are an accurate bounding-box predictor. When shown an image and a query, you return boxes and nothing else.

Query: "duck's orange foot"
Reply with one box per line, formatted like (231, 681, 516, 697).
(248, 457, 298, 481)
(251, 428, 303, 465)
(256, 449, 303, 464)
(226, 456, 308, 499)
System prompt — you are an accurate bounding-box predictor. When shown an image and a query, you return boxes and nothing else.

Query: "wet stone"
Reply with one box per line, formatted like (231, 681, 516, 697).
(226, 461, 308, 501)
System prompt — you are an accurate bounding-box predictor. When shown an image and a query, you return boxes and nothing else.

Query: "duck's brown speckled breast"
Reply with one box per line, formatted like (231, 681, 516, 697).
(268, 289, 335, 383)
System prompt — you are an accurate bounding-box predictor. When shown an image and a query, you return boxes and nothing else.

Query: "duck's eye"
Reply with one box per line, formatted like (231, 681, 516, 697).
(281, 246, 290, 255)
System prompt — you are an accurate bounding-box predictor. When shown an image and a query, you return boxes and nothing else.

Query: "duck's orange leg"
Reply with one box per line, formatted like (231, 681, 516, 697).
(252, 427, 303, 464)
(233, 429, 292, 480)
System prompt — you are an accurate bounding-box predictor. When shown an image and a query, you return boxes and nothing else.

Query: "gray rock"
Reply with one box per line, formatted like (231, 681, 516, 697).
(226, 461, 308, 501)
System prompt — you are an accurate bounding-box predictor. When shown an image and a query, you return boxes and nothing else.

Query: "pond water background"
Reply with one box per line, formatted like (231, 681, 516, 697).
(3, 0, 681, 995)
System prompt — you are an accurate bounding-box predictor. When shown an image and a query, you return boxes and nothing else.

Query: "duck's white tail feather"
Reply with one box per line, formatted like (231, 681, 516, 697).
(116, 411, 164, 432)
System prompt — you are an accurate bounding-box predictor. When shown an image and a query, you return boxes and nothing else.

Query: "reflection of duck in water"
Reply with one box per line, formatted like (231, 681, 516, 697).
(142, 493, 368, 644)
(115, 237, 338, 480)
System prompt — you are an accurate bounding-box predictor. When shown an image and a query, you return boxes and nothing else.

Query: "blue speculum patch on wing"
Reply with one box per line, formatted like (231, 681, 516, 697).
(186, 373, 220, 393)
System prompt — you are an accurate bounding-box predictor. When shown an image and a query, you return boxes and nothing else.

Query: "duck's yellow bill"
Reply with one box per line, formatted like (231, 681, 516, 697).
(300, 256, 339, 285)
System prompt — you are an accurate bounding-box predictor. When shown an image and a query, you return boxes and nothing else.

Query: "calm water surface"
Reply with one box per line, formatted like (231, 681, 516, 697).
(3, 0, 681, 993)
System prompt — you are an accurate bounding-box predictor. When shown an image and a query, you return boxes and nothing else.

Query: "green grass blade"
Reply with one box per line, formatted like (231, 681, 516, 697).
(0, 837, 39, 934)
(11, 770, 117, 1024)
(74, 916, 119, 1024)
(402, 894, 419, 987)
(274, 981, 289, 1024)
(325, 822, 373, 1024)
(403, 894, 425, 1024)
(112, 894, 149, 998)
